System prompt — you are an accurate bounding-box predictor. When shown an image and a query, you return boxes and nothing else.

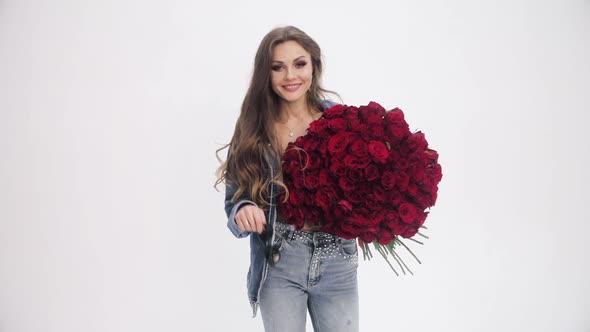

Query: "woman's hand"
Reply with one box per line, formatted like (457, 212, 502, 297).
(235, 204, 267, 233)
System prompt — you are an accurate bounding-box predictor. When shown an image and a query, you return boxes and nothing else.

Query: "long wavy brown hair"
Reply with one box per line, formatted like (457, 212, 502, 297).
(215, 26, 340, 210)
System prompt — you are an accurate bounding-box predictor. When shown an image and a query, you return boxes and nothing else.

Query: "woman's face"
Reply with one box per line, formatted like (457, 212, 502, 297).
(270, 40, 313, 104)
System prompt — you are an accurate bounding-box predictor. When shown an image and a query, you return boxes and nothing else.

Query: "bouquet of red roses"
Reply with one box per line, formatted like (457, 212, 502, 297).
(280, 101, 442, 275)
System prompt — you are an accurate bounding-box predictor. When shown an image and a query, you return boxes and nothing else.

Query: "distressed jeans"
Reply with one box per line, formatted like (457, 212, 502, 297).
(259, 221, 359, 332)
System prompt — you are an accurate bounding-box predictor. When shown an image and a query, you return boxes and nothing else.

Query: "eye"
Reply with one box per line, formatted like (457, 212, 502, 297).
(271, 65, 283, 71)
(296, 61, 307, 68)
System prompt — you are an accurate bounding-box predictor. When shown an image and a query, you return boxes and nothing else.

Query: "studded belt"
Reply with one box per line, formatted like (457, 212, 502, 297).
(274, 220, 340, 245)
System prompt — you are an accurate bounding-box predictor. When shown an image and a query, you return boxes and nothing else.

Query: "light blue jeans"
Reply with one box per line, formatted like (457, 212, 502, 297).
(259, 221, 359, 332)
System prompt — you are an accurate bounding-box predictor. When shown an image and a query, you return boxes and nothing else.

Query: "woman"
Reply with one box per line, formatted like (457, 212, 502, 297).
(216, 26, 359, 332)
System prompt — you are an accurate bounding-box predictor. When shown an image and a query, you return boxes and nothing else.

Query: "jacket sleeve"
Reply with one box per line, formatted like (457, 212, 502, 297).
(224, 179, 256, 239)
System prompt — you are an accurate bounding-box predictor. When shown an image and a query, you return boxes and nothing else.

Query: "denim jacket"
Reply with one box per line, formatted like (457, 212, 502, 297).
(224, 99, 338, 317)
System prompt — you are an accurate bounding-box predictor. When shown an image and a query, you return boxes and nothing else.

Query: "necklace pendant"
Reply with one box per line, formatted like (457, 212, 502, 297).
(289, 131, 294, 137)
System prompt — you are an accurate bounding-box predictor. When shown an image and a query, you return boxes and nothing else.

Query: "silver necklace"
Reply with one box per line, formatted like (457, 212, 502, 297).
(284, 124, 296, 137)
(280, 110, 319, 137)
(282, 117, 305, 137)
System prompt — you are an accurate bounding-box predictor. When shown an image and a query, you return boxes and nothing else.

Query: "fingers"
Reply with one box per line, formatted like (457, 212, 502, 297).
(239, 206, 265, 233)
(235, 205, 267, 233)
(252, 207, 266, 233)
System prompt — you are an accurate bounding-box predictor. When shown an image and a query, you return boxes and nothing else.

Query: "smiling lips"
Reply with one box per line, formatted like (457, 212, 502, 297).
(283, 83, 302, 92)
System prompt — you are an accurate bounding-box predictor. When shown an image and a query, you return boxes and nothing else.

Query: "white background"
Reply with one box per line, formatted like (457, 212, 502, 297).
(1, 0, 589, 331)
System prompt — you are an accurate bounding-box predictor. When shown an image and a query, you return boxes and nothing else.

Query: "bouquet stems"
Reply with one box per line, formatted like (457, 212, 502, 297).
(359, 229, 426, 276)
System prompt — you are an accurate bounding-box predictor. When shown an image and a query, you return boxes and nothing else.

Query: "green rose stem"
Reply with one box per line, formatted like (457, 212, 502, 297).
(359, 225, 428, 275)
(376, 244, 401, 276)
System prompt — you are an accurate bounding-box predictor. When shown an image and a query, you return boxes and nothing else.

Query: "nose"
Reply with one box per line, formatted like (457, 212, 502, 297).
(285, 66, 296, 80)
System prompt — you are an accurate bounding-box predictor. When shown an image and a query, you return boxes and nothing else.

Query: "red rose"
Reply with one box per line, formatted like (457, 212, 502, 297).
(289, 189, 305, 206)
(383, 210, 400, 228)
(368, 140, 389, 163)
(396, 171, 410, 191)
(388, 190, 403, 206)
(430, 163, 443, 182)
(308, 118, 329, 135)
(302, 137, 320, 152)
(283, 146, 300, 161)
(430, 190, 438, 206)
(384, 211, 417, 237)
(328, 118, 348, 132)
(373, 185, 386, 202)
(344, 190, 364, 204)
(350, 121, 367, 134)
(366, 124, 385, 140)
(365, 194, 381, 211)
(343, 106, 359, 122)
(351, 210, 375, 227)
(317, 137, 328, 155)
(366, 112, 383, 125)
(390, 209, 403, 222)
(282, 160, 299, 174)
(334, 199, 352, 221)
(343, 155, 358, 169)
(410, 166, 426, 182)
(280, 199, 292, 215)
(368, 101, 386, 112)
(304, 193, 314, 206)
(346, 168, 364, 182)
(384, 108, 406, 126)
(364, 164, 380, 181)
(414, 193, 432, 209)
(359, 103, 385, 125)
(344, 155, 372, 169)
(318, 169, 330, 186)
(358, 224, 380, 242)
(315, 185, 339, 211)
(323, 104, 347, 118)
(420, 177, 435, 193)
(304, 207, 322, 225)
(425, 148, 439, 163)
(339, 222, 361, 239)
(360, 231, 377, 244)
(408, 131, 428, 151)
(328, 132, 350, 154)
(307, 152, 322, 170)
(388, 149, 400, 163)
(357, 181, 372, 196)
(338, 177, 357, 192)
(407, 182, 418, 196)
(409, 151, 427, 167)
(387, 124, 408, 141)
(329, 159, 347, 177)
(415, 210, 428, 227)
(398, 141, 411, 155)
(398, 202, 417, 223)
(357, 155, 372, 168)
(397, 223, 418, 237)
(338, 199, 353, 212)
(394, 157, 409, 171)
(304, 173, 320, 190)
(408, 153, 427, 169)
(349, 140, 369, 157)
(377, 228, 395, 245)
(381, 171, 397, 189)
(371, 209, 386, 224)
(333, 204, 349, 220)
(293, 172, 305, 188)
(401, 225, 419, 238)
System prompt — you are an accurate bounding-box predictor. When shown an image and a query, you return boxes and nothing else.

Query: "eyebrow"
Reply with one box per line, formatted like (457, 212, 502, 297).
(271, 55, 307, 64)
